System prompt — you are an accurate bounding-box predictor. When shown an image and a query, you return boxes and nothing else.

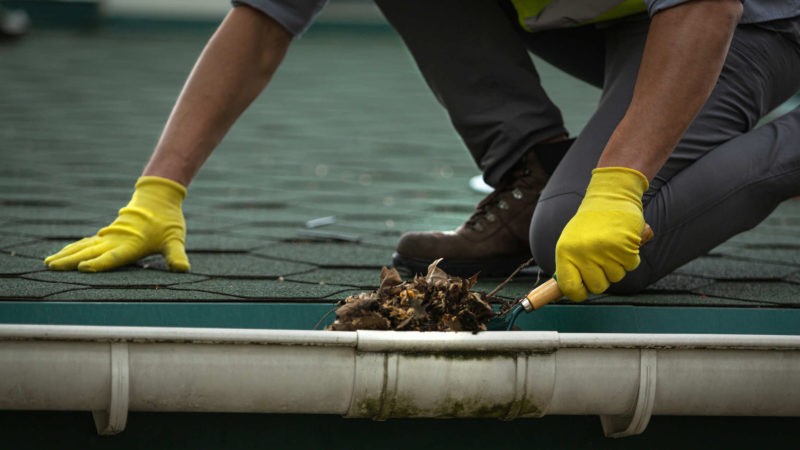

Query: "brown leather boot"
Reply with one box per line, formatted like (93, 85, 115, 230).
(393, 140, 571, 277)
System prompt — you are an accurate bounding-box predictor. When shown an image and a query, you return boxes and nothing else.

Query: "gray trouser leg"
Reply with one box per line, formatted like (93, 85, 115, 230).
(530, 18, 800, 293)
(374, 0, 571, 186)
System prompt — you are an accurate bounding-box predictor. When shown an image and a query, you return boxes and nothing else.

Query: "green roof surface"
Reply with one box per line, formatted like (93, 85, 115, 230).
(1, 26, 799, 332)
(2, 12, 800, 449)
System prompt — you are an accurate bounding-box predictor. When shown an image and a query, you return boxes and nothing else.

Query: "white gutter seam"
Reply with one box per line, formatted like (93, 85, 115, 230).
(1, 325, 799, 438)
(503, 353, 529, 420)
(526, 352, 557, 417)
(381, 353, 400, 421)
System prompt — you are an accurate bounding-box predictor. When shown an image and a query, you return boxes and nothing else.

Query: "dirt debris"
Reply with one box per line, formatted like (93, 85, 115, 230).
(326, 258, 496, 332)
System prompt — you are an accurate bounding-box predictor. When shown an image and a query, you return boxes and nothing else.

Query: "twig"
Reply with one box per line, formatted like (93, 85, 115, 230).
(313, 305, 339, 330)
(487, 258, 534, 298)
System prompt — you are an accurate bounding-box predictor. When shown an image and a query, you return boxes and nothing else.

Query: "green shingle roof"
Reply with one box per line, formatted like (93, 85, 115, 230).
(1, 27, 798, 322)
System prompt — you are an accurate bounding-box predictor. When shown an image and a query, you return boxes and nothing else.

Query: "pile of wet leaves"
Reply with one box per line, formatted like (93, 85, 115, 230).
(326, 259, 496, 333)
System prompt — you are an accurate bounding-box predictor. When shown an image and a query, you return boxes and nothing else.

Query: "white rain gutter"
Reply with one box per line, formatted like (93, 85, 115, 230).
(1, 324, 799, 438)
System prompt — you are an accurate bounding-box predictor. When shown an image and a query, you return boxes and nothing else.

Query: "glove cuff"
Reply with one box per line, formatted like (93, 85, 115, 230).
(135, 176, 187, 203)
(588, 167, 649, 198)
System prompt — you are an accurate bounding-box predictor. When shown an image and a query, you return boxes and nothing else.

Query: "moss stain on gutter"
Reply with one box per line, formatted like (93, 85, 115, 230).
(353, 395, 542, 419)
(351, 352, 544, 419)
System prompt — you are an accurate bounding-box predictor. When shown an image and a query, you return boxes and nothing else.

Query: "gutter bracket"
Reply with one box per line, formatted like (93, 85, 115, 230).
(92, 343, 130, 435)
(600, 349, 657, 438)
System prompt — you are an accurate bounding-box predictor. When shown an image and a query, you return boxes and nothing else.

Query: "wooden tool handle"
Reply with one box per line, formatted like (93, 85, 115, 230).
(521, 224, 654, 311)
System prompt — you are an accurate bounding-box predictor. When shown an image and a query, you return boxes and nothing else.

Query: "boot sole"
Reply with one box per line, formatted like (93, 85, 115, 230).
(392, 252, 534, 279)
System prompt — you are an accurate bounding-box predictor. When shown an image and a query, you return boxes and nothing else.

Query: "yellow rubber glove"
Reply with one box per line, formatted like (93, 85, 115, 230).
(45, 176, 190, 272)
(555, 167, 649, 301)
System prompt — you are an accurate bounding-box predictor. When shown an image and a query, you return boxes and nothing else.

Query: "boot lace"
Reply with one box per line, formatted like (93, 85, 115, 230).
(464, 164, 530, 232)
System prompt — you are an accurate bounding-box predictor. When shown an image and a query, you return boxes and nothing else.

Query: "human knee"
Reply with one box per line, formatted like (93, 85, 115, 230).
(529, 194, 581, 275)
(372, 0, 396, 8)
(606, 264, 652, 295)
(531, 193, 655, 294)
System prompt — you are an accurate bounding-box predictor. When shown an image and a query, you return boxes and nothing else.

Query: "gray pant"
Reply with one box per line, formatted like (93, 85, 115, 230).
(376, 0, 800, 292)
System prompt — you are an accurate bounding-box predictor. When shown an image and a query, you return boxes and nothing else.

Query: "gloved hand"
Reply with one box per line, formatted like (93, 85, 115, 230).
(45, 176, 190, 272)
(555, 167, 649, 301)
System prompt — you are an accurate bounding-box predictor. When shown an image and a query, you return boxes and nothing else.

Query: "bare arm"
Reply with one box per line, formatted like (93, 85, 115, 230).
(142, 5, 292, 186)
(554, 0, 744, 299)
(597, 0, 743, 179)
(45, 6, 292, 272)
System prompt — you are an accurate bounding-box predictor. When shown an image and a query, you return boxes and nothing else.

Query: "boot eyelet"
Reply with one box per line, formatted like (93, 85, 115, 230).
(486, 213, 496, 222)
(473, 222, 485, 232)
(498, 200, 509, 210)
(512, 188, 523, 199)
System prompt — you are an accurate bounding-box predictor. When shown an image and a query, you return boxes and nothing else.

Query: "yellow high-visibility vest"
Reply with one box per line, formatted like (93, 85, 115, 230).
(511, 0, 646, 32)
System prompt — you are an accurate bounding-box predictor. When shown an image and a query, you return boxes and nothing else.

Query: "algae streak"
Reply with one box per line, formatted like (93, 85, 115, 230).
(352, 395, 541, 419)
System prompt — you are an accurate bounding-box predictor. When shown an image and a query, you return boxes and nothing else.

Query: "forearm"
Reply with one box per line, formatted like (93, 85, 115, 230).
(143, 5, 292, 186)
(597, 0, 742, 179)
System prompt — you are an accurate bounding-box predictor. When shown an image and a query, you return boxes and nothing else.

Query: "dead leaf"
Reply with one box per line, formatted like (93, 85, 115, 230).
(379, 266, 403, 290)
(326, 260, 496, 333)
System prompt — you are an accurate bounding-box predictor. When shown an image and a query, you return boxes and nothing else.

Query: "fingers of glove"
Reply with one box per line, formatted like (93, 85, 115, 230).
(581, 263, 611, 295)
(619, 251, 642, 272)
(46, 241, 111, 271)
(604, 261, 628, 284)
(44, 236, 100, 266)
(77, 243, 142, 272)
(162, 239, 190, 272)
(557, 262, 589, 302)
